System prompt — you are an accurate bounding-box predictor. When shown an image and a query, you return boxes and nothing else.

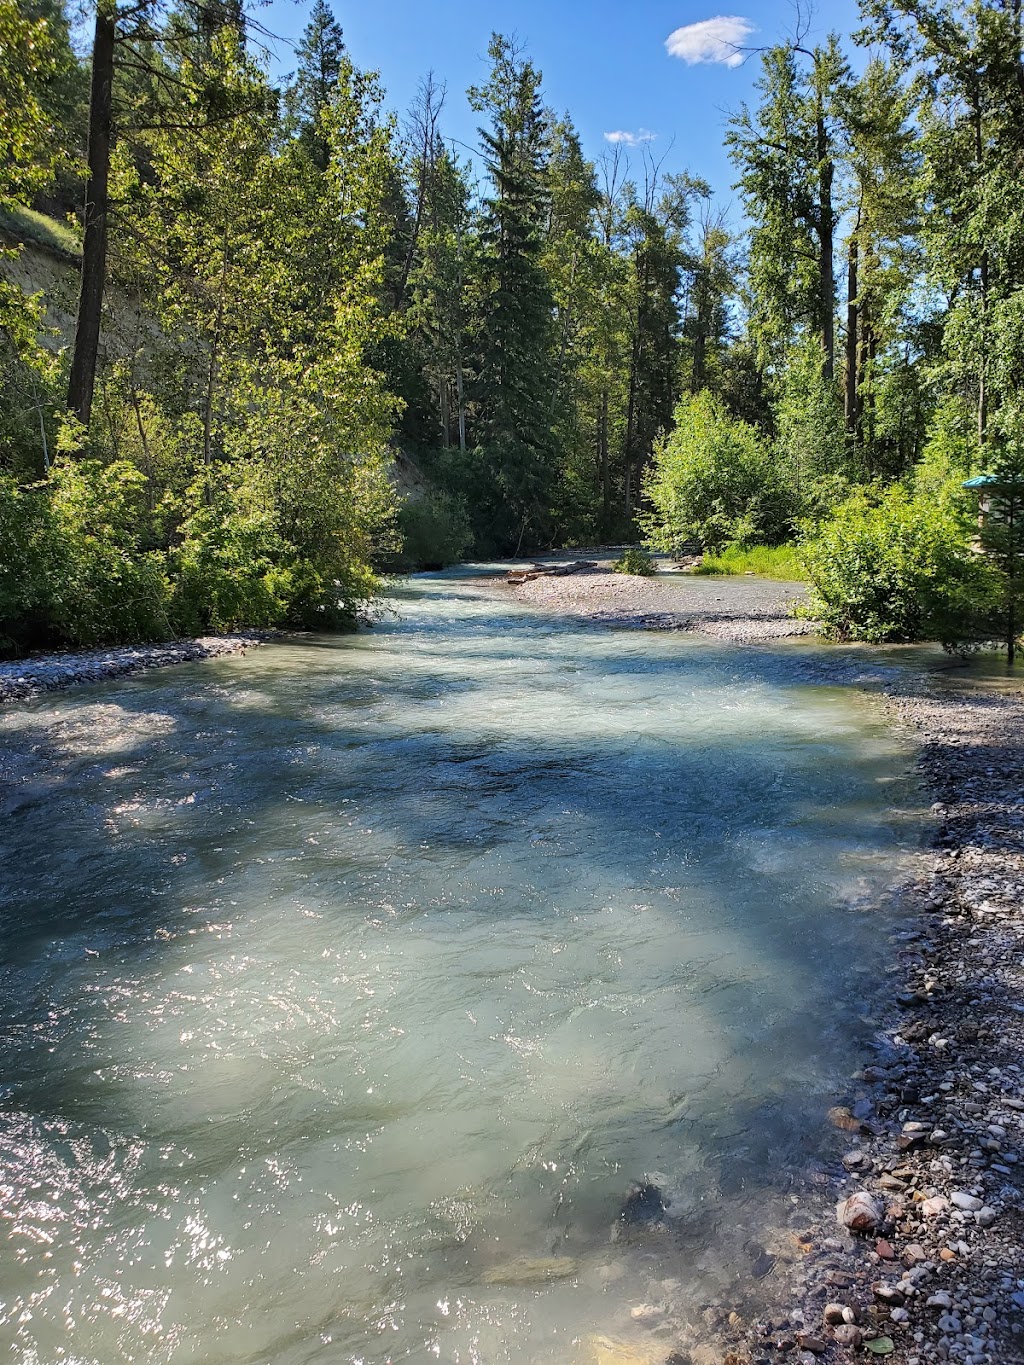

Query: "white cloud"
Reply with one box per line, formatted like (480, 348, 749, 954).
(603, 129, 658, 147)
(664, 16, 755, 68)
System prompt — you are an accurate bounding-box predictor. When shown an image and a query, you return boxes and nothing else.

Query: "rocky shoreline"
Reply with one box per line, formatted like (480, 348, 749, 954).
(0, 633, 269, 704)
(506, 564, 814, 642)
(716, 669, 1024, 1365)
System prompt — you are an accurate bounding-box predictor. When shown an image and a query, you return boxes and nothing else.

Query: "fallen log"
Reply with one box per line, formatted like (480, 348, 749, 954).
(505, 560, 597, 585)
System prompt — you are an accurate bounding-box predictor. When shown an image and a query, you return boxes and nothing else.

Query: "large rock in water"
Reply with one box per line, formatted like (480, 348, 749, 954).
(618, 1181, 667, 1227)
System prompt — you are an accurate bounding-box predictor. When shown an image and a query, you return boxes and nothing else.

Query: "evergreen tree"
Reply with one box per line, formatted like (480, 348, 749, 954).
(284, 0, 346, 171)
(467, 33, 557, 552)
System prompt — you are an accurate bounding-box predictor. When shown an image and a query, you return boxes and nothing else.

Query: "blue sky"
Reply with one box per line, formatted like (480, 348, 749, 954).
(258, 1, 865, 213)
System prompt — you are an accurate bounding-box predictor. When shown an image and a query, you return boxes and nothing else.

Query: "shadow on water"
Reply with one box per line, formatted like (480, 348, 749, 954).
(0, 581, 926, 1363)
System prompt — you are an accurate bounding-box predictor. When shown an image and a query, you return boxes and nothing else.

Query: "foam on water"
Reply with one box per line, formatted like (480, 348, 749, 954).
(0, 575, 917, 1363)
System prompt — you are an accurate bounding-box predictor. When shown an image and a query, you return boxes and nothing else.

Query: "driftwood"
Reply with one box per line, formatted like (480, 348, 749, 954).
(506, 560, 597, 585)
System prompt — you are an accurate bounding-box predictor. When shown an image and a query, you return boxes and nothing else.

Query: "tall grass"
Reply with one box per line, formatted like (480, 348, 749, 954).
(0, 205, 81, 260)
(694, 542, 807, 580)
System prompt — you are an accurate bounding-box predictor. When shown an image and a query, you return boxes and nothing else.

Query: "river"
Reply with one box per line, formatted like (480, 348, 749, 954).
(0, 573, 917, 1364)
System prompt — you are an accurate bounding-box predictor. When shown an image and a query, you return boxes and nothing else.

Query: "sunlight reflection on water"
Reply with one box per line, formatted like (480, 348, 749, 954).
(0, 575, 920, 1363)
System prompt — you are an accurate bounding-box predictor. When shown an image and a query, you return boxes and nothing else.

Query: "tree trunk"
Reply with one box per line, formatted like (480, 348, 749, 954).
(599, 390, 610, 531)
(623, 337, 639, 517)
(67, 0, 116, 428)
(816, 108, 835, 382)
(844, 234, 859, 438)
(974, 86, 988, 444)
(691, 269, 708, 394)
(202, 226, 229, 468)
(440, 377, 450, 449)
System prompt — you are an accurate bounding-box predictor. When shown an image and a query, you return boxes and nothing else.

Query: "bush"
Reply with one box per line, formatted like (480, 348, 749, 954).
(641, 391, 796, 554)
(169, 497, 288, 635)
(44, 460, 171, 645)
(396, 490, 473, 569)
(0, 475, 53, 652)
(800, 483, 998, 644)
(0, 461, 172, 654)
(612, 546, 656, 576)
(695, 542, 807, 580)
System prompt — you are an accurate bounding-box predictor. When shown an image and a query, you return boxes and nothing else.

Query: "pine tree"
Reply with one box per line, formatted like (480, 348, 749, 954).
(467, 33, 558, 552)
(284, 0, 346, 172)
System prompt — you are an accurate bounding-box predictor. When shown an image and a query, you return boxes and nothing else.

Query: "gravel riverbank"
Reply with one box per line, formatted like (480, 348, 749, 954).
(0, 633, 268, 704)
(720, 669, 1024, 1365)
(505, 564, 814, 641)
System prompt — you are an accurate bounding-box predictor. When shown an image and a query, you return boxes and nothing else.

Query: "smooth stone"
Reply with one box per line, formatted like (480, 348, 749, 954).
(951, 1192, 983, 1212)
(837, 1191, 883, 1232)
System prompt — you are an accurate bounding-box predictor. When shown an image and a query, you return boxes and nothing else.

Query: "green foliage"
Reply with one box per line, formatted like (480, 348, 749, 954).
(972, 422, 1024, 660)
(468, 34, 559, 552)
(0, 460, 172, 654)
(800, 483, 997, 644)
(167, 470, 291, 634)
(695, 542, 807, 580)
(774, 339, 848, 494)
(642, 392, 796, 553)
(6, 1, 1024, 666)
(612, 546, 656, 576)
(396, 490, 472, 570)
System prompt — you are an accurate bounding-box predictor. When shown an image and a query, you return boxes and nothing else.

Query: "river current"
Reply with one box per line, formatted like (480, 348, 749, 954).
(0, 573, 916, 1364)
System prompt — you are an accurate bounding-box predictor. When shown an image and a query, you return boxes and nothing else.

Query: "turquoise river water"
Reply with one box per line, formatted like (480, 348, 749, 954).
(0, 573, 919, 1364)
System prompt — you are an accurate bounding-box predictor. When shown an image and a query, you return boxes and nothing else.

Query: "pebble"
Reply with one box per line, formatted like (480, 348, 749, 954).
(922, 1195, 950, 1217)
(831, 1324, 863, 1349)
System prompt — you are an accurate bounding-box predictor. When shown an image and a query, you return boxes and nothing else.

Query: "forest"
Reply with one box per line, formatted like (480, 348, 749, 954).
(1, 0, 1023, 654)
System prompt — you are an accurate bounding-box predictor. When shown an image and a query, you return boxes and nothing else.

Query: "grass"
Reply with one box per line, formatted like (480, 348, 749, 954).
(694, 542, 808, 580)
(0, 204, 81, 260)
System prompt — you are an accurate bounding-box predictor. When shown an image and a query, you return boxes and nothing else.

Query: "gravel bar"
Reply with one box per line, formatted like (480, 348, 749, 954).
(506, 565, 815, 641)
(0, 633, 268, 704)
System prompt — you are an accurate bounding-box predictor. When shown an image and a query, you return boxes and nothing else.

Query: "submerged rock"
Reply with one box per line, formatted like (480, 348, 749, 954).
(481, 1255, 578, 1285)
(586, 1334, 667, 1365)
(618, 1181, 668, 1227)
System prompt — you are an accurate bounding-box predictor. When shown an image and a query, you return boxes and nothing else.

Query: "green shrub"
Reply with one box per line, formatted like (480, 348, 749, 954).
(800, 483, 998, 644)
(396, 490, 473, 570)
(0, 461, 172, 654)
(612, 546, 657, 576)
(695, 542, 807, 580)
(641, 391, 796, 554)
(0, 475, 52, 652)
(44, 460, 171, 645)
(168, 473, 292, 634)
